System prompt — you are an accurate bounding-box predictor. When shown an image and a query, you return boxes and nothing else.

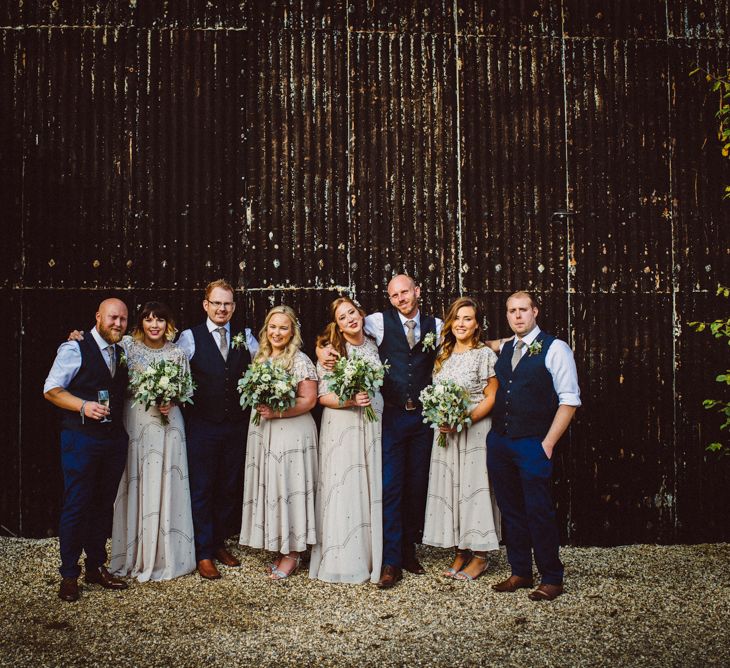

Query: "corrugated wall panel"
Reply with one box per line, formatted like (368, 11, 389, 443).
(562, 1, 669, 38)
(349, 30, 460, 294)
(457, 1, 561, 37)
(566, 39, 673, 295)
(0, 30, 23, 287)
(459, 36, 567, 295)
(2, 1, 729, 542)
(667, 0, 730, 38)
(245, 28, 349, 289)
(671, 39, 730, 541)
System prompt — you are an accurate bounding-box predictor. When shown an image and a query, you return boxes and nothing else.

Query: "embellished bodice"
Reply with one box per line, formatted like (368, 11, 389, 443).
(121, 337, 192, 400)
(433, 346, 497, 406)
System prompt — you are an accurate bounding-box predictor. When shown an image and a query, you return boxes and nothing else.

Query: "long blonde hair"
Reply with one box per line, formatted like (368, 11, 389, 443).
(254, 305, 302, 371)
(434, 297, 484, 373)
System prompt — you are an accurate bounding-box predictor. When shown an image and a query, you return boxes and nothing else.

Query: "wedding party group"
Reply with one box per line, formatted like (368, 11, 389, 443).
(43, 275, 580, 604)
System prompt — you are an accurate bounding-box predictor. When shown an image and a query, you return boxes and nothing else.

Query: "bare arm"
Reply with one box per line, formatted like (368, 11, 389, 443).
(44, 387, 109, 421)
(315, 344, 339, 371)
(257, 379, 318, 419)
(469, 376, 498, 423)
(318, 390, 370, 409)
(541, 405, 577, 458)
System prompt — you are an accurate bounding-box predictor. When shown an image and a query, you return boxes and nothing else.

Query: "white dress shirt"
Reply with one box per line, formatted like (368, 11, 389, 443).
(176, 319, 258, 361)
(44, 327, 115, 394)
(500, 326, 581, 407)
(364, 310, 443, 346)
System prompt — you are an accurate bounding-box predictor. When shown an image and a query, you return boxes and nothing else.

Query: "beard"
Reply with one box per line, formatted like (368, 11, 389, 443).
(98, 322, 124, 344)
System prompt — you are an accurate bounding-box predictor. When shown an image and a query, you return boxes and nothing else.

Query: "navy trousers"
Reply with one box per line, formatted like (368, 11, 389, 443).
(186, 416, 247, 561)
(381, 405, 433, 568)
(486, 431, 563, 585)
(58, 429, 128, 578)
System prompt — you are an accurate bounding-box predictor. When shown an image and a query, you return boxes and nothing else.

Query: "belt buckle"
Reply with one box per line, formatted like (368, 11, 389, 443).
(405, 399, 416, 411)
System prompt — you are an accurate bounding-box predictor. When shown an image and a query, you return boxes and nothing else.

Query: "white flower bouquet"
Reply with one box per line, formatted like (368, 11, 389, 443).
(324, 353, 388, 422)
(129, 358, 195, 425)
(237, 360, 297, 425)
(419, 380, 472, 447)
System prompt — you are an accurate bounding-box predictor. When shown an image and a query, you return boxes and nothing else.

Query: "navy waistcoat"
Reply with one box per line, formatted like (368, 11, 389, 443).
(378, 309, 437, 408)
(491, 331, 559, 439)
(188, 323, 251, 423)
(61, 335, 128, 436)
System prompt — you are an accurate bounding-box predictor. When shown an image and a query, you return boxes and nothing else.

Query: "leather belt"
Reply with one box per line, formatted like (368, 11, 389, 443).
(405, 399, 417, 411)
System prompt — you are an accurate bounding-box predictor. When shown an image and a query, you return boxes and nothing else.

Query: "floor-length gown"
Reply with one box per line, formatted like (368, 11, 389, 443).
(239, 350, 319, 553)
(309, 338, 383, 584)
(423, 345, 501, 552)
(109, 339, 196, 581)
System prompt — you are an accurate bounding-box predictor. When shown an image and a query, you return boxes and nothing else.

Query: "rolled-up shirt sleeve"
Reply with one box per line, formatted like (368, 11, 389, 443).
(545, 339, 581, 407)
(246, 328, 259, 356)
(176, 329, 195, 361)
(364, 313, 384, 346)
(44, 341, 82, 393)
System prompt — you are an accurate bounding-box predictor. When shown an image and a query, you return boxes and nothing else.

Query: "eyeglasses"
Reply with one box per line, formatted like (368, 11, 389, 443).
(206, 301, 235, 309)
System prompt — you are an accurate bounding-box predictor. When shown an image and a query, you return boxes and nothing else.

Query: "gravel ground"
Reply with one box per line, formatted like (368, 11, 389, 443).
(0, 537, 728, 667)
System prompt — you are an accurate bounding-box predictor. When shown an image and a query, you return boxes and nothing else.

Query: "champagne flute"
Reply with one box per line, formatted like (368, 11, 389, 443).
(98, 390, 111, 423)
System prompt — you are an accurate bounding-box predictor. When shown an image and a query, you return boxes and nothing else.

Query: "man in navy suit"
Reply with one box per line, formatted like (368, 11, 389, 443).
(44, 298, 131, 602)
(177, 279, 257, 579)
(487, 291, 581, 601)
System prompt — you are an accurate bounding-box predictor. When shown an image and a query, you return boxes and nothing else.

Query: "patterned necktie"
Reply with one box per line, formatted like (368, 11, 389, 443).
(405, 320, 416, 349)
(217, 327, 228, 361)
(511, 340, 525, 371)
(106, 345, 116, 377)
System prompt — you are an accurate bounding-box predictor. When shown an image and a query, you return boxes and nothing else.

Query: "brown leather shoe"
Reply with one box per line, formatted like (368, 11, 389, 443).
(402, 554, 425, 575)
(58, 577, 79, 602)
(528, 583, 564, 601)
(214, 547, 241, 567)
(492, 574, 534, 593)
(376, 565, 403, 590)
(197, 559, 222, 580)
(85, 566, 129, 590)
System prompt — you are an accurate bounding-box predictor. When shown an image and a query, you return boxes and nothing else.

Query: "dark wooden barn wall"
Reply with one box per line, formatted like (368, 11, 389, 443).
(1, 1, 728, 544)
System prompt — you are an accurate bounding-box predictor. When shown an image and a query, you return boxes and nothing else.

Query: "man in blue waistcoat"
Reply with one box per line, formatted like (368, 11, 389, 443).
(44, 298, 131, 602)
(487, 291, 581, 601)
(366, 275, 442, 589)
(177, 279, 257, 579)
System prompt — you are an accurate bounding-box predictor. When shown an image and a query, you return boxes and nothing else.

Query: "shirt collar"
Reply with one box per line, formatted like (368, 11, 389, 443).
(397, 310, 421, 327)
(518, 325, 541, 347)
(207, 318, 231, 334)
(90, 327, 113, 351)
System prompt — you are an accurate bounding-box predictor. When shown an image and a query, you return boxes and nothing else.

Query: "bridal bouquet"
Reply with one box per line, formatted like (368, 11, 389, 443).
(129, 359, 195, 425)
(419, 380, 472, 447)
(325, 353, 388, 422)
(237, 360, 298, 425)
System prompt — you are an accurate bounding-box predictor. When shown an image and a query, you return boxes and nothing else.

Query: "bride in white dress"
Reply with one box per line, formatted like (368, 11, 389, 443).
(109, 302, 196, 581)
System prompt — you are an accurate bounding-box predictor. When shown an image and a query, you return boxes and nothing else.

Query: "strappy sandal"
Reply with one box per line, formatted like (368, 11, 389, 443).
(443, 549, 473, 578)
(454, 553, 488, 581)
(269, 554, 301, 581)
(267, 556, 283, 575)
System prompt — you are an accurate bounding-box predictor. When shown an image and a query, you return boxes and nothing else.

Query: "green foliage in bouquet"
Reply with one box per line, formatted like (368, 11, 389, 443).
(237, 360, 298, 425)
(419, 380, 472, 448)
(129, 358, 195, 425)
(325, 353, 388, 422)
